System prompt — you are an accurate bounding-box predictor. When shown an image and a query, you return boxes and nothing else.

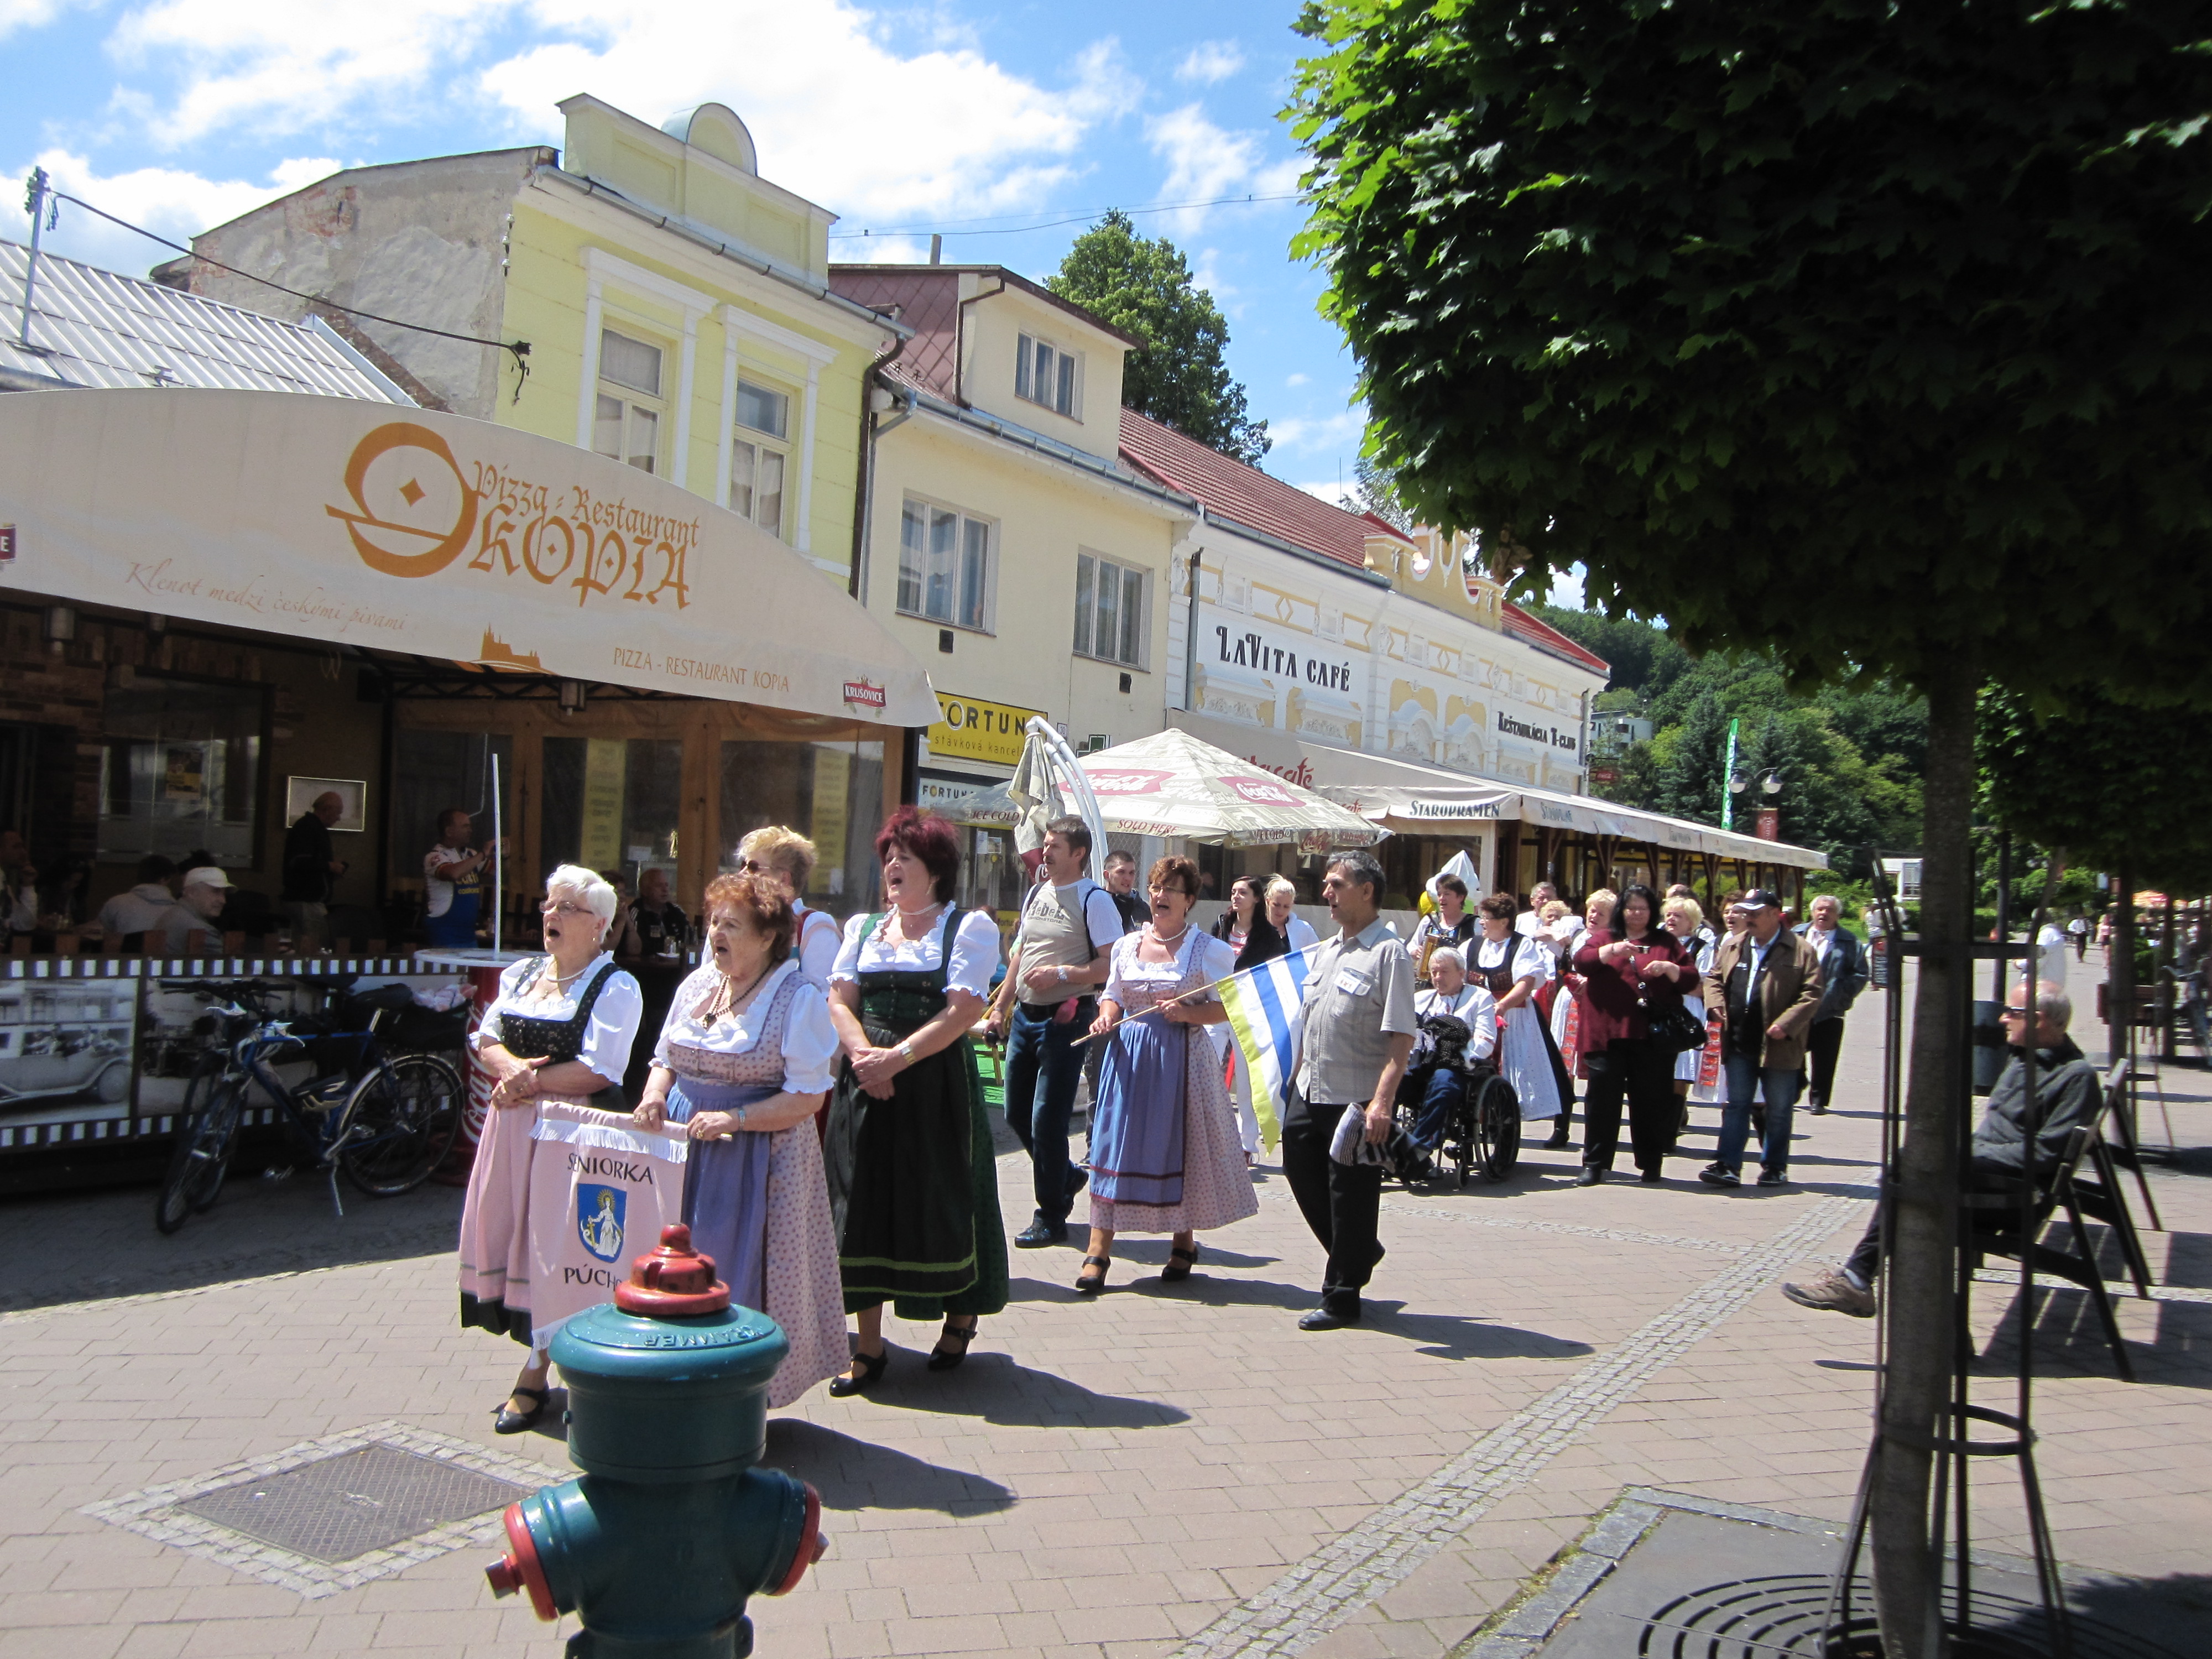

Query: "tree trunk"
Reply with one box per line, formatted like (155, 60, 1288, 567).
(1870, 654, 1975, 1656)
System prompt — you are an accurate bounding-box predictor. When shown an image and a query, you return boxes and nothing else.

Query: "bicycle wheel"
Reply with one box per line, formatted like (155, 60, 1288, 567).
(337, 1052, 464, 1197)
(155, 1068, 241, 1233)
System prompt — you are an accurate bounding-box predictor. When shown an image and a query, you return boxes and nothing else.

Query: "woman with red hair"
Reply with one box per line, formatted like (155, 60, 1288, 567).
(821, 808, 1008, 1392)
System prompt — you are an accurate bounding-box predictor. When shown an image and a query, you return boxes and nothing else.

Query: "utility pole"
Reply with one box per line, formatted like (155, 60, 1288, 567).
(1719, 716, 1740, 830)
(20, 167, 54, 348)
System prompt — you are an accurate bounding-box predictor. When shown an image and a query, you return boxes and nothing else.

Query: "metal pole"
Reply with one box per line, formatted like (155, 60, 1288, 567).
(20, 167, 50, 348)
(491, 750, 504, 957)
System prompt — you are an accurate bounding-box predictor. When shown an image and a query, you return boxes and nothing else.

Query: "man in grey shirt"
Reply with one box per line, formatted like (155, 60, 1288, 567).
(1286, 850, 1417, 1330)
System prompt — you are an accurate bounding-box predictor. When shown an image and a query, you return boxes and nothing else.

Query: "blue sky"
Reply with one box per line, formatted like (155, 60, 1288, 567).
(1, 0, 1583, 603)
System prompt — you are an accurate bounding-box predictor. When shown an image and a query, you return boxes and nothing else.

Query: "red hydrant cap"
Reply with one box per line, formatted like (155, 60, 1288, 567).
(613, 1223, 731, 1318)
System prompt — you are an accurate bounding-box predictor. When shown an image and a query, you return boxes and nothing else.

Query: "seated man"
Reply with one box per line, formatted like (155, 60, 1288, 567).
(98, 854, 179, 936)
(1785, 980, 2101, 1317)
(149, 867, 235, 954)
(1404, 947, 1499, 1152)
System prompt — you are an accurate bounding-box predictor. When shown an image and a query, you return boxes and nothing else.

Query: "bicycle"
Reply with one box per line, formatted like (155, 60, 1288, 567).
(155, 980, 464, 1234)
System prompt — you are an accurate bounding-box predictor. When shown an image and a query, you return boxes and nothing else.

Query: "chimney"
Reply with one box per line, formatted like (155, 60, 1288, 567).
(928, 234, 942, 265)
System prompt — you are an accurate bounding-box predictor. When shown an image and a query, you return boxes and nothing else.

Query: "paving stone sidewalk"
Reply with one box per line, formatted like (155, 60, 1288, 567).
(2, 952, 2206, 1659)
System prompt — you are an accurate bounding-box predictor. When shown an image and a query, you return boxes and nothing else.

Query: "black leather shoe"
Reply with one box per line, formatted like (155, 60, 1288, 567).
(1298, 1306, 1357, 1331)
(1757, 1168, 1789, 1187)
(1014, 1219, 1067, 1249)
(493, 1386, 548, 1434)
(1065, 1165, 1089, 1201)
(829, 1348, 888, 1396)
(1575, 1167, 1606, 1187)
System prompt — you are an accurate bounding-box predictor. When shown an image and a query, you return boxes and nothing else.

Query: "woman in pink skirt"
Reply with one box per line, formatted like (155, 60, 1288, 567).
(457, 864, 643, 1434)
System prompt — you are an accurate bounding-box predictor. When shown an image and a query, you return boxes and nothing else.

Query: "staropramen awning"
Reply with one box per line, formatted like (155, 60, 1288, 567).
(0, 388, 937, 727)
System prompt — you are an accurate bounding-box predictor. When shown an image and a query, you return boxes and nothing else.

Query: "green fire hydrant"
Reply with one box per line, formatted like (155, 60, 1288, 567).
(486, 1224, 827, 1657)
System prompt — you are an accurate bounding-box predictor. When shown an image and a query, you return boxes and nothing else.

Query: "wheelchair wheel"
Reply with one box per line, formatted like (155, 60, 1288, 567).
(1471, 1074, 1521, 1181)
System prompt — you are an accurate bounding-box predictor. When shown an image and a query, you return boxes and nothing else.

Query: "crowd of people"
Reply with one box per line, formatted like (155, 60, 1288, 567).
(448, 810, 1924, 1429)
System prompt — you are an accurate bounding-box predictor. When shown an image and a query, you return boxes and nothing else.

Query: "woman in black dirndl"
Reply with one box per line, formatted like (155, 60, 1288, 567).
(822, 808, 1008, 1394)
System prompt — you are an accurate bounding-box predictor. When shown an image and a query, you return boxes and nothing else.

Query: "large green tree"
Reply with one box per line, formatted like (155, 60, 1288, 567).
(1291, 3, 2212, 1649)
(1050, 211, 1272, 464)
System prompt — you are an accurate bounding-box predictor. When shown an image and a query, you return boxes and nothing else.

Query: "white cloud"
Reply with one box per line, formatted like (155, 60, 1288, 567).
(16, 147, 341, 275)
(1296, 481, 1358, 511)
(831, 232, 936, 266)
(1, 0, 79, 39)
(1268, 409, 1363, 451)
(108, 0, 514, 147)
(1285, 371, 1309, 388)
(479, 6, 1134, 221)
(1175, 40, 1243, 85)
(1145, 102, 1301, 233)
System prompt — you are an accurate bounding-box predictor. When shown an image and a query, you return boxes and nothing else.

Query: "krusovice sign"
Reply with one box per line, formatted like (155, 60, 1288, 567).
(0, 389, 935, 726)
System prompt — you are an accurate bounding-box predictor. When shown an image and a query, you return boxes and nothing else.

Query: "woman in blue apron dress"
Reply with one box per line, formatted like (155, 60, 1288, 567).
(821, 808, 1007, 1395)
(634, 872, 846, 1408)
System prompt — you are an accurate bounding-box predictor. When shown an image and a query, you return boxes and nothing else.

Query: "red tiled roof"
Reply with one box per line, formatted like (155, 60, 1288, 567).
(1119, 408, 1380, 568)
(826, 267, 961, 399)
(1499, 601, 1610, 675)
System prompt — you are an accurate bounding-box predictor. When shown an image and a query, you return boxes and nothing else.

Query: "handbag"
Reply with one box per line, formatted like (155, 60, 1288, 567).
(1651, 999, 1709, 1056)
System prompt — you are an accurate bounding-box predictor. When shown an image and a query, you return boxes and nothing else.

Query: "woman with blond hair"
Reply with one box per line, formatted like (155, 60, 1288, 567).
(459, 864, 644, 1433)
(633, 871, 846, 1407)
(735, 826, 841, 990)
(1077, 855, 1257, 1292)
(1662, 894, 1722, 1113)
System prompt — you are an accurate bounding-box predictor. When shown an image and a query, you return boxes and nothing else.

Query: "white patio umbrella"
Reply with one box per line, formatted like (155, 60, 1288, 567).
(937, 727, 1384, 849)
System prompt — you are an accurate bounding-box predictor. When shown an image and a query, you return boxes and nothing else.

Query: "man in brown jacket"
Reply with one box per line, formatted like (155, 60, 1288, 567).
(1699, 888, 1825, 1187)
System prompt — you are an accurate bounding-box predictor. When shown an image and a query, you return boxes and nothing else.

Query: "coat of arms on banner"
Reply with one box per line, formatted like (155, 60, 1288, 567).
(577, 1183, 626, 1262)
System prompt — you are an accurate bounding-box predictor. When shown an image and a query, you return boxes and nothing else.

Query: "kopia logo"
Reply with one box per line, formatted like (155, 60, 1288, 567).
(324, 422, 479, 578)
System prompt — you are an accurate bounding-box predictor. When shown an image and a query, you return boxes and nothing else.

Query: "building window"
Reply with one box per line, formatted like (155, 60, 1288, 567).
(1073, 551, 1145, 668)
(1015, 332, 1078, 419)
(593, 328, 664, 473)
(897, 499, 993, 632)
(730, 378, 790, 536)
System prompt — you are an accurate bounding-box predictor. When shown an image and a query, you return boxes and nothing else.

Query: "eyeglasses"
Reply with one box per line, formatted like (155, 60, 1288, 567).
(541, 899, 594, 917)
(1999, 1007, 2029, 1020)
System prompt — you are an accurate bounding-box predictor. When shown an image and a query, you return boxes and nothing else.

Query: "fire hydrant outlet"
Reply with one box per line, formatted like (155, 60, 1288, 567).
(484, 1502, 558, 1623)
(769, 1483, 826, 1597)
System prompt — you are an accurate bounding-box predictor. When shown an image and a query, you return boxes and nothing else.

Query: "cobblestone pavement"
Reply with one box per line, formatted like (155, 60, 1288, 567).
(3, 952, 2206, 1659)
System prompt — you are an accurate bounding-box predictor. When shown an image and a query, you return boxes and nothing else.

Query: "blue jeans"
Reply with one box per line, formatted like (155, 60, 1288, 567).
(1409, 1067, 1464, 1149)
(1717, 1048, 1803, 1175)
(1004, 999, 1092, 1225)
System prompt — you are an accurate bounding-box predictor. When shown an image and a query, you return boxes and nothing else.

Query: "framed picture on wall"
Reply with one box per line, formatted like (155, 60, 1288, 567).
(284, 776, 368, 834)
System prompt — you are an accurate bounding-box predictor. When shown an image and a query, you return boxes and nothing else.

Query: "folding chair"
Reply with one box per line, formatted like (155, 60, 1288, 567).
(2063, 1065, 2158, 1298)
(1966, 1120, 2135, 1382)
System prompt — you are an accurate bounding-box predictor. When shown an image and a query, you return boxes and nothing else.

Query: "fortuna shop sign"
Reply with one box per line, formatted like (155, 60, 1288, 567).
(928, 692, 1045, 768)
(0, 389, 936, 725)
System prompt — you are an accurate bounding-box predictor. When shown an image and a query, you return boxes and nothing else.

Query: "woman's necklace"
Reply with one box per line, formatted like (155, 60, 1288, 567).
(703, 962, 771, 1024)
(1150, 920, 1190, 945)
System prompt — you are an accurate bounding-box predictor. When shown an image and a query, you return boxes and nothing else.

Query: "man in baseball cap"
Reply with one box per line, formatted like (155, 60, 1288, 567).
(152, 866, 234, 953)
(1698, 888, 1824, 1187)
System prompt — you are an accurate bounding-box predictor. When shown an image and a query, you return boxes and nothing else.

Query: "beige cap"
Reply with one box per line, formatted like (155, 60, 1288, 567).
(182, 866, 234, 890)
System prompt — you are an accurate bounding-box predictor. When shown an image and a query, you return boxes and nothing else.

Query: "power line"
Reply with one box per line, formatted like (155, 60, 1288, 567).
(829, 189, 1304, 242)
(36, 183, 531, 391)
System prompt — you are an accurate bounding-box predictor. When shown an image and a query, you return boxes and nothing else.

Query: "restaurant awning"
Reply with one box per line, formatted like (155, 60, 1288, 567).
(0, 388, 937, 727)
(1320, 780, 1829, 870)
(940, 727, 1385, 849)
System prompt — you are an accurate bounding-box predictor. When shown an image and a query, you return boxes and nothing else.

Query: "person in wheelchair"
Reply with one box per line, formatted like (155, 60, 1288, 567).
(1399, 948, 1498, 1170)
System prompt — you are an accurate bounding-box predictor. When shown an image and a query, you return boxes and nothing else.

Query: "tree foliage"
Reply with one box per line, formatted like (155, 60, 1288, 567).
(1980, 686, 2212, 895)
(1051, 211, 1272, 465)
(1288, 0, 2212, 703)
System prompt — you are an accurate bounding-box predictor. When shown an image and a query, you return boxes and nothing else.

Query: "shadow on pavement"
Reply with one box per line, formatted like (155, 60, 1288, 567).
(0, 1171, 465, 1314)
(852, 1348, 1193, 1431)
(763, 1418, 1016, 1516)
(1974, 1287, 2212, 1390)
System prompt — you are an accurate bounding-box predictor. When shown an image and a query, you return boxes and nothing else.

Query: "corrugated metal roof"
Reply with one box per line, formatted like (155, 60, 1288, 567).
(0, 238, 403, 401)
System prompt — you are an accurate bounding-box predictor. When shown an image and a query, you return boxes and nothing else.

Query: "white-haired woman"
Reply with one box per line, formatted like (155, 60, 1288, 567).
(457, 864, 644, 1434)
(1406, 947, 1498, 1154)
(737, 826, 842, 990)
(1265, 877, 1320, 955)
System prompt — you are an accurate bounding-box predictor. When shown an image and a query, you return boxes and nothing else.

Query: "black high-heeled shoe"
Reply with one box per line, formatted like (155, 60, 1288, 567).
(1160, 1244, 1198, 1283)
(1074, 1255, 1111, 1294)
(828, 1348, 888, 1397)
(927, 1321, 978, 1370)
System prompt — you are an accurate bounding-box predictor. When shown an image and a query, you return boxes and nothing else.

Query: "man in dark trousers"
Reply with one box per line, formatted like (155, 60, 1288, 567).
(1699, 888, 1824, 1188)
(1794, 894, 1870, 1114)
(1785, 980, 2100, 1315)
(1285, 851, 1416, 1330)
(282, 791, 346, 948)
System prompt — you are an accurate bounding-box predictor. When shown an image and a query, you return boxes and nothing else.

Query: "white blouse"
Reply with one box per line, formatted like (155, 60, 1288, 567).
(1104, 927, 1239, 1005)
(1472, 932, 1553, 987)
(476, 950, 644, 1084)
(651, 959, 841, 1094)
(789, 900, 843, 992)
(830, 906, 1001, 1000)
